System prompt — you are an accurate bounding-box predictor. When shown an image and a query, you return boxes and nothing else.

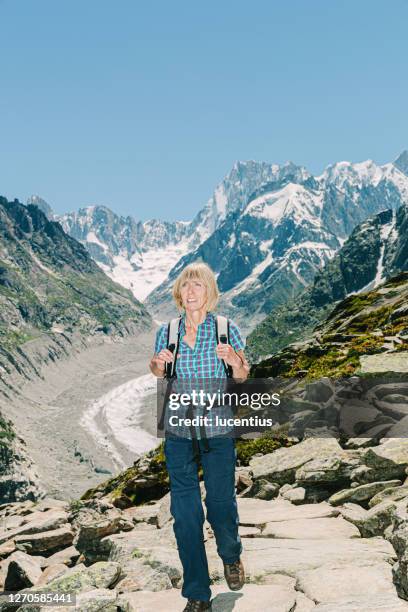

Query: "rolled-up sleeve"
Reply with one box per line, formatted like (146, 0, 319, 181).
(154, 324, 168, 354)
(229, 320, 245, 351)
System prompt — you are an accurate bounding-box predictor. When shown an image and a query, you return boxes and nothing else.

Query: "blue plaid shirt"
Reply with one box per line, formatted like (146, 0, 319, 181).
(155, 312, 245, 438)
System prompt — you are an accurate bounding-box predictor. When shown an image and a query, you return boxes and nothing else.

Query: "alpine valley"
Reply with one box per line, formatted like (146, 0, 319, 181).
(0, 197, 151, 502)
(2, 150, 408, 504)
(2, 154, 408, 609)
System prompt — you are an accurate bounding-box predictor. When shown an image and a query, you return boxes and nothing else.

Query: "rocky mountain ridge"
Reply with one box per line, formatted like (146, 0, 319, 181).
(251, 271, 408, 380)
(247, 203, 408, 361)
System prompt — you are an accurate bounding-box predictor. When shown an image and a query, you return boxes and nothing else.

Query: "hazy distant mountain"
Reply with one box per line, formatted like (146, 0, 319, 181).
(54, 161, 294, 301)
(27, 195, 54, 220)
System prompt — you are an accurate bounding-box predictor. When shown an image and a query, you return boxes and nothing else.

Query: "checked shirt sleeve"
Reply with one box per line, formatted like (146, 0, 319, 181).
(154, 324, 168, 354)
(229, 319, 245, 351)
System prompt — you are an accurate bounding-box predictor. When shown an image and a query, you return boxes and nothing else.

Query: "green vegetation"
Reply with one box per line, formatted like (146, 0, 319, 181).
(67, 499, 87, 513)
(81, 442, 170, 508)
(131, 549, 145, 559)
(0, 412, 16, 445)
(235, 432, 294, 466)
(325, 291, 379, 322)
(251, 275, 408, 381)
(0, 326, 39, 351)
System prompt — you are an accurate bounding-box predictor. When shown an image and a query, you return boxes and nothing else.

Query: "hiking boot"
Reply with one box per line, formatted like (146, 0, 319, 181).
(182, 599, 212, 611)
(224, 557, 245, 590)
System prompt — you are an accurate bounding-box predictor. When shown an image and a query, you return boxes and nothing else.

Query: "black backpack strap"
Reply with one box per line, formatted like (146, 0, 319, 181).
(165, 316, 182, 379)
(158, 317, 181, 433)
(215, 314, 233, 378)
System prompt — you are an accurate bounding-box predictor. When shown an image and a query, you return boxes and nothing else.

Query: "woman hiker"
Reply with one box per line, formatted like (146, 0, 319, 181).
(149, 262, 250, 612)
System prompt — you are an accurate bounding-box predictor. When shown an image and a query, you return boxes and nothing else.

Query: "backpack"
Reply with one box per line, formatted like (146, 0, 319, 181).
(165, 314, 233, 379)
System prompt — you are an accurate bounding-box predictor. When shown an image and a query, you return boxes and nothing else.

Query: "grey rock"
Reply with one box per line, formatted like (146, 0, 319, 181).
(295, 451, 363, 485)
(40, 545, 80, 568)
(4, 551, 43, 590)
(262, 517, 360, 540)
(238, 499, 340, 526)
(240, 479, 280, 500)
(304, 378, 334, 403)
(35, 563, 70, 586)
(114, 558, 172, 593)
(369, 484, 408, 508)
(296, 563, 396, 605)
(313, 594, 408, 611)
(344, 437, 379, 449)
(328, 480, 401, 506)
(249, 437, 342, 485)
(14, 525, 74, 555)
(356, 499, 405, 537)
(281, 486, 306, 504)
(0, 510, 69, 545)
(363, 439, 408, 481)
(72, 504, 133, 562)
(119, 584, 297, 611)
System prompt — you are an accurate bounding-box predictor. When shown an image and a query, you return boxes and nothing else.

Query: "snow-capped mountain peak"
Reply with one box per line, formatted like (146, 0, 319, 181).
(318, 159, 385, 189)
(245, 182, 323, 228)
(45, 152, 408, 330)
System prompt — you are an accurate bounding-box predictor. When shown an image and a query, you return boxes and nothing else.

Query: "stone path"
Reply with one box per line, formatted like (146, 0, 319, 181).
(110, 497, 408, 611)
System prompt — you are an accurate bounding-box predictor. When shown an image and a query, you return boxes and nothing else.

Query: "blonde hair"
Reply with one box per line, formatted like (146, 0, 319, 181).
(172, 262, 219, 312)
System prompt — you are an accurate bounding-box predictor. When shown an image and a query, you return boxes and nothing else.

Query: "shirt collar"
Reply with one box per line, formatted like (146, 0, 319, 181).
(180, 311, 213, 332)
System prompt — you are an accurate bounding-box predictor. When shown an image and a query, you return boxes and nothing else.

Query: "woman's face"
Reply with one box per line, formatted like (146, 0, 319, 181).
(180, 277, 207, 314)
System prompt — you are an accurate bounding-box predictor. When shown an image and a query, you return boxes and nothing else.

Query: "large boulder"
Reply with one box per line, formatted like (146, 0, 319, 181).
(249, 437, 343, 485)
(0, 510, 69, 546)
(303, 378, 334, 404)
(352, 499, 405, 538)
(237, 499, 340, 526)
(369, 484, 408, 508)
(328, 480, 401, 506)
(18, 588, 120, 612)
(295, 451, 363, 486)
(0, 562, 122, 611)
(40, 545, 80, 568)
(387, 504, 408, 599)
(14, 526, 74, 556)
(363, 440, 408, 482)
(240, 479, 280, 500)
(70, 501, 133, 563)
(119, 584, 297, 612)
(4, 551, 42, 590)
(105, 525, 181, 588)
(312, 594, 408, 610)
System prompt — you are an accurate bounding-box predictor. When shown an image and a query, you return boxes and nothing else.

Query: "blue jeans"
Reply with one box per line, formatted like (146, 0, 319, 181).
(164, 436, 243, 602)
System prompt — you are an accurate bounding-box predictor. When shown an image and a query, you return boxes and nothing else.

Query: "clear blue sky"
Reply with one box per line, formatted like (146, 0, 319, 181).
(0, 0, 407, 221)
